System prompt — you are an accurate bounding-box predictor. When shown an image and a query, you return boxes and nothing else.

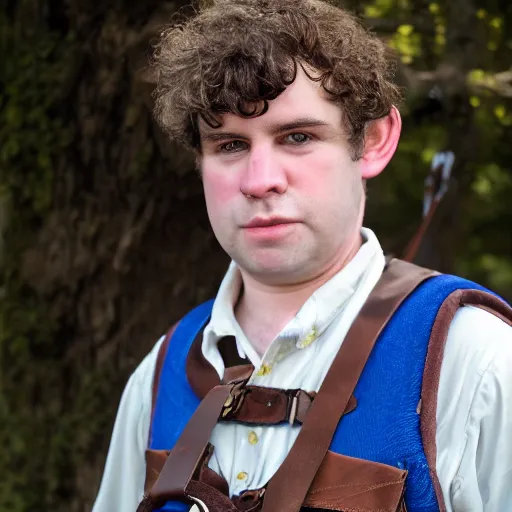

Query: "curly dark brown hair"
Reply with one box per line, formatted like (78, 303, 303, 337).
(152, 0, 402, 158)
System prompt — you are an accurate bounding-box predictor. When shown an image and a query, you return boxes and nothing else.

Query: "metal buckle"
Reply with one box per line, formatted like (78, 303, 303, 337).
(288, 392, 299, 426)
(221, 381, 247, 418)
(288, 390, 315, 425)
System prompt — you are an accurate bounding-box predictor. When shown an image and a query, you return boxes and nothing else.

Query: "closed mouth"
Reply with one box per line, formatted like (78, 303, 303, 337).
(244, 217, 297, 228)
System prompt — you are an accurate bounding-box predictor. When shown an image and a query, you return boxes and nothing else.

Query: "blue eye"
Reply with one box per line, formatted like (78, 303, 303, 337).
(285, 133, 311, 144)
(220, 140, 248, 153)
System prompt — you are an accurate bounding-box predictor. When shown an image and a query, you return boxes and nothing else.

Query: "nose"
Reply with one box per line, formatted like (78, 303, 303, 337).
(239, 145, 288, 199)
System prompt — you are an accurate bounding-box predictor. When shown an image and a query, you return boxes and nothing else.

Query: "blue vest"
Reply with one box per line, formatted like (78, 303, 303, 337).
(150, 274, 490, 511)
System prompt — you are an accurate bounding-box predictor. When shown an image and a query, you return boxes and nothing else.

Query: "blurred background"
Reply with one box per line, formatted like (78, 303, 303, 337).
(1, 0, 511, 510)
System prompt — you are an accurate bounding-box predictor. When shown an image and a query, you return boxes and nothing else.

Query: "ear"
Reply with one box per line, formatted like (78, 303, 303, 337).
(360, 106, 402, 179)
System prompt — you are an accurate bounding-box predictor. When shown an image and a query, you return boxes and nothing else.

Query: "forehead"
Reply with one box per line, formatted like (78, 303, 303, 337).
(198, 66, 343, 135)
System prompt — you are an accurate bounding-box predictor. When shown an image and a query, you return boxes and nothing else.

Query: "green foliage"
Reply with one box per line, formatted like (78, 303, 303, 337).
(364, 0, 395, 18)
(456, 159, 512, 296)
(389, 24, 422, 64)
(361, 0, 512, 300)
(429, 3, 447, 54)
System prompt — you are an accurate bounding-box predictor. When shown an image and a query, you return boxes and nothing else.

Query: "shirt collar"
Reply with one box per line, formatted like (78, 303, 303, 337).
(202, 227, 384, 373)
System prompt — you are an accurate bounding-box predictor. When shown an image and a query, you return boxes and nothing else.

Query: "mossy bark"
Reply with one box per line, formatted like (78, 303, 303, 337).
(1, 1, 227, 510)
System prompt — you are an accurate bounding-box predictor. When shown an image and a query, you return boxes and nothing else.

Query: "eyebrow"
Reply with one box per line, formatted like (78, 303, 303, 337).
(200, 117, 331, 142)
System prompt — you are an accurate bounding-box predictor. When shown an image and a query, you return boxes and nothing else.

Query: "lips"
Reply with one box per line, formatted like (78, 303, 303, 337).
(244, 217, 297, 228)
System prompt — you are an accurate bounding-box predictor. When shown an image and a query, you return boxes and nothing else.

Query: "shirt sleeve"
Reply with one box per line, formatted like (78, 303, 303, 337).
(436, 305, 512, 512)
(92, 336, 165, 512)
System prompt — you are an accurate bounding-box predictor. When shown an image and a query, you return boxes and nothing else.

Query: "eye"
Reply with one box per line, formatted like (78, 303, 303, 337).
(219, 140, 248, 153)
(284, 133, 311, 145)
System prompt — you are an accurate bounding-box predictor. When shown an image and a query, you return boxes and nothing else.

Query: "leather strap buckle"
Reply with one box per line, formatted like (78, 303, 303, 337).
(286, 389, 315, 426)
(221, 380, 247, 418)
(288, 393, 299, 426)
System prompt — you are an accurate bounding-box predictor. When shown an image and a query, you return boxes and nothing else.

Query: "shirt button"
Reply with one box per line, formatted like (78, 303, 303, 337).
(237, 471, 248, 481)
(256, 363, 272, 376)
(248, 431, 259, 445)
(298, 327, 317, 349)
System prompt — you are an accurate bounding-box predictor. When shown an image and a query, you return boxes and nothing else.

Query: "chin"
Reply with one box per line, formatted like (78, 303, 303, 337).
(239, 256, 310, 284)
(227, 238, 315, 281)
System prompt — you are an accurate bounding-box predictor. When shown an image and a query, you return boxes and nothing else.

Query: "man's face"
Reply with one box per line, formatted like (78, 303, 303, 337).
(199, 67, 365, 285)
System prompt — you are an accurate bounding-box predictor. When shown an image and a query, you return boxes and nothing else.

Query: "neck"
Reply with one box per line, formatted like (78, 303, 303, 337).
(235, 232, 363, 356)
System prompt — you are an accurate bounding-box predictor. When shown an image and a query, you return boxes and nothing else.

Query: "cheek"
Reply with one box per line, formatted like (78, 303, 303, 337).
(202, 165, 239, 221)
(294, 150, 353, 200)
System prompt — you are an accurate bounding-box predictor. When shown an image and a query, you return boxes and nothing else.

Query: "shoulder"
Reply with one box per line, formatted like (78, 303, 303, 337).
(92, 335, 168, 512)
(116, 333, 168, 443)
(436, 304, 512, 508)
(451, 301, 512, 333)
(112, 335, 168, 457)
(414, 270, 512, 372)
(115, 334, 167, 418)
(438, 304, 512, 429)
(445, 303, 512, 368)
(127, 334, 167, 393)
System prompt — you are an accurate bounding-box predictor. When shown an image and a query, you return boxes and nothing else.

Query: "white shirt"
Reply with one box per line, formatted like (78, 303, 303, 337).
(92, 229, 512, 512)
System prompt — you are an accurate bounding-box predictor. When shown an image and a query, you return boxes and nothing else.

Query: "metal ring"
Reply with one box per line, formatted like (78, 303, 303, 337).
(188, 496, 210, 512)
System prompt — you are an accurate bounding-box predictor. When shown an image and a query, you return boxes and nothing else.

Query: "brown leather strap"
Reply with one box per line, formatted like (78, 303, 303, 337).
(220, 386, 357, 426)
(220, 386, 316, 425)
(148, 384, 233, 508)
(262, 258, 437, 512)
(188, 337, 357, 426)
(186, 330, 238, 398)
(144, 449, 170, 494)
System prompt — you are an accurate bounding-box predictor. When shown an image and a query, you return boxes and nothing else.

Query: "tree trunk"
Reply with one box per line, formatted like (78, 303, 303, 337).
(1, 1, 228, 510)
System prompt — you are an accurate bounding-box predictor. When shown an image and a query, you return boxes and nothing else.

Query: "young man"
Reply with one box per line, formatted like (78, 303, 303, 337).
(93, 1, 512, 511)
